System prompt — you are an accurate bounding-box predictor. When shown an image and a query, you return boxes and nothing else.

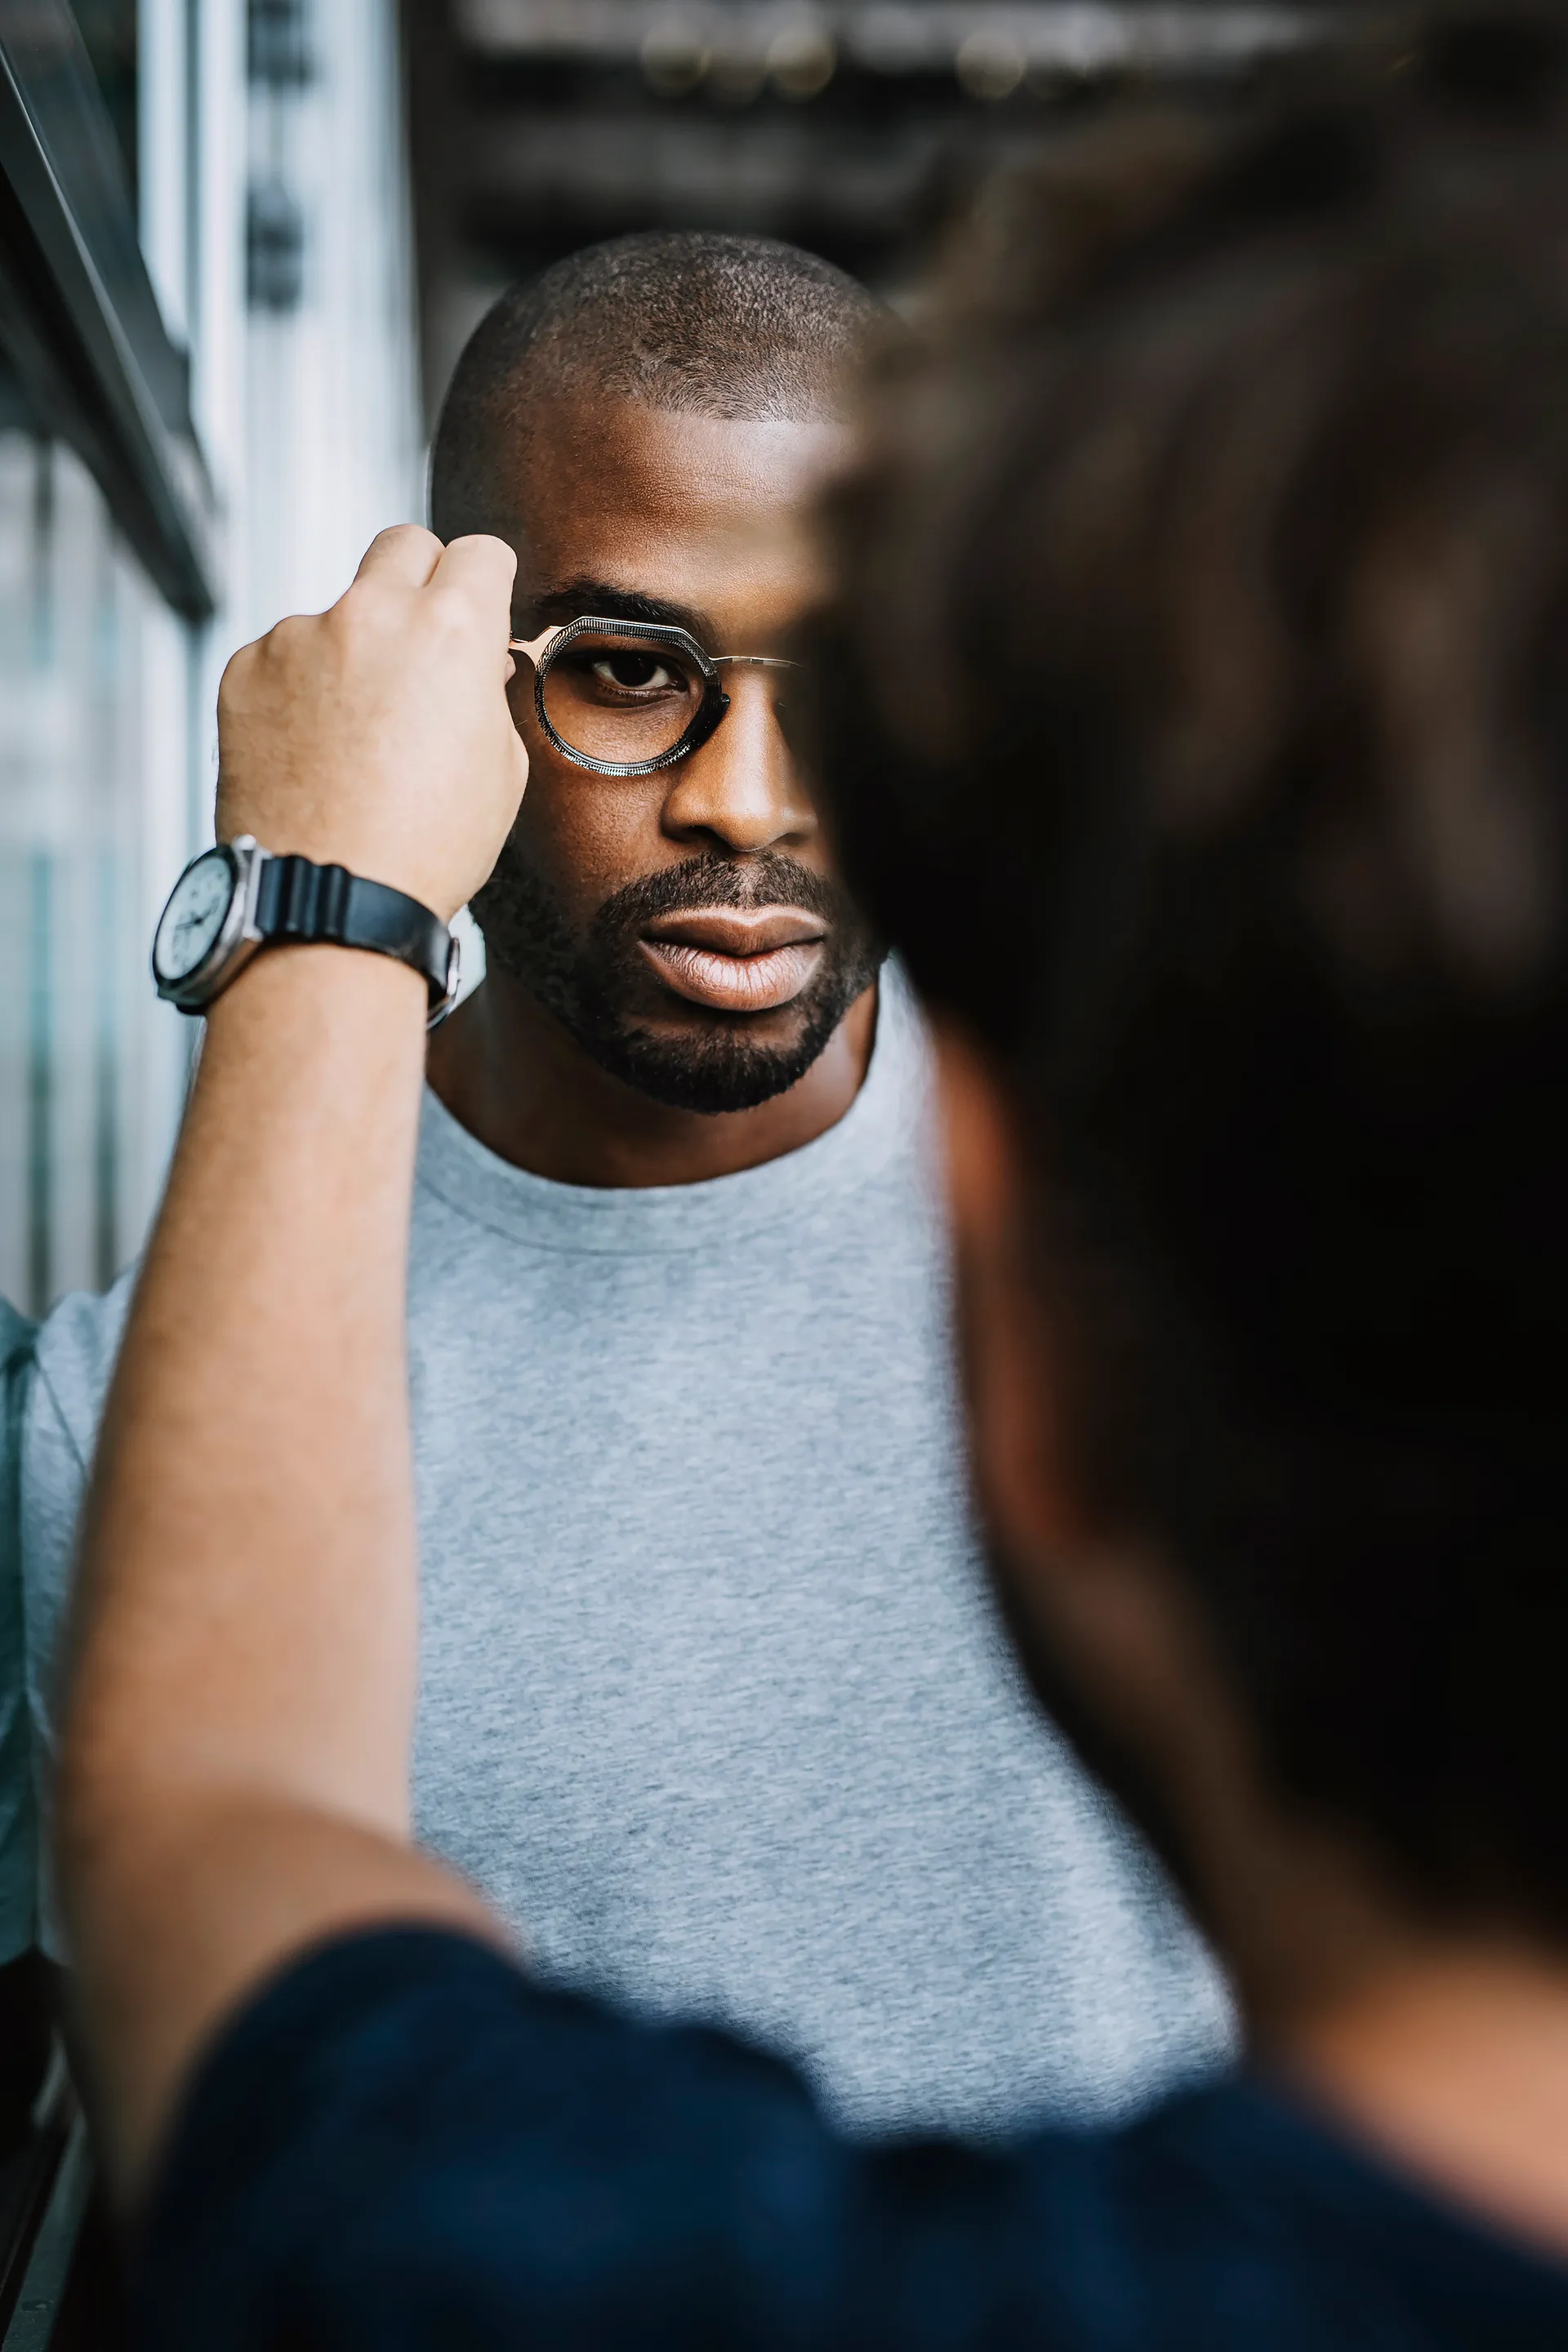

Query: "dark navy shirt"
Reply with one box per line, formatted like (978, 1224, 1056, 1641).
(138, 1927, 1568, 2350)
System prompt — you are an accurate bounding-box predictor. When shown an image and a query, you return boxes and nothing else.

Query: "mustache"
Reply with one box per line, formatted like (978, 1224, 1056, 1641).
(589, 853, 853, 941)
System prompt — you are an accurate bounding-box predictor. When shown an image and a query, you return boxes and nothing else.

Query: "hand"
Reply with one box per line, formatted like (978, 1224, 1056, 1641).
(216, 528, 527, 921)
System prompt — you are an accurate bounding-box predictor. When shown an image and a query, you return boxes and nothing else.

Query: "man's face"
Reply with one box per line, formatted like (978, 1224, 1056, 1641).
(473, 400, 881, 1114)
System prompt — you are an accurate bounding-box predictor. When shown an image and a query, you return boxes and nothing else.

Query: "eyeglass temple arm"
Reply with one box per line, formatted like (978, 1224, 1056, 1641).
(508, 626, 562, 665)
(506, 631, 800, 672)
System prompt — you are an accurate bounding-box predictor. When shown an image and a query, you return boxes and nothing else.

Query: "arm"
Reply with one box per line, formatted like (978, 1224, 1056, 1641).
(55, 526, 528, 2203)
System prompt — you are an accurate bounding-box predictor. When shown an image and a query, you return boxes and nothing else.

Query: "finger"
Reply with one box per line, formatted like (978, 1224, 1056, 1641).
(432, 532, 518, 623)
(216, 640, 254, 706)
(502, 732, 532, 833)
(352, 524, 444, 590)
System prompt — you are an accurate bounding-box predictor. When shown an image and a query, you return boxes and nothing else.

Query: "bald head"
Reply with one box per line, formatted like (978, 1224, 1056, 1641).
(430, 232, 884, 542)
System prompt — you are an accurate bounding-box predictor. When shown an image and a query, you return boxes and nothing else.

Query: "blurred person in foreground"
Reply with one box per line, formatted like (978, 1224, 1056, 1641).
(63, 14, 1568, 2345)
(5, 232, 1227, 2139)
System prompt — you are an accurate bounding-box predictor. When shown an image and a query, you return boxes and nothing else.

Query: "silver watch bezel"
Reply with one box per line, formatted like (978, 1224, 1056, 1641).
(152, 835, 269, 1012)
(427, 931, 462, 1031)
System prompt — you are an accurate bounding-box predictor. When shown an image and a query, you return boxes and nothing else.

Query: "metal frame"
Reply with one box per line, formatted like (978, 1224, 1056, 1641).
(510, 615, 800, 779)
(153, 839, 265, 1010)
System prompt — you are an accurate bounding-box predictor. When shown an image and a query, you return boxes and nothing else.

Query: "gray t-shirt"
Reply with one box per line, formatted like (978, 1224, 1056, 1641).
(6, 966, 1234, 2135)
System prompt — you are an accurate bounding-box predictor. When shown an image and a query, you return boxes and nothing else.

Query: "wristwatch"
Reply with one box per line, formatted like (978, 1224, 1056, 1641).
(152, 836, 461, 1027)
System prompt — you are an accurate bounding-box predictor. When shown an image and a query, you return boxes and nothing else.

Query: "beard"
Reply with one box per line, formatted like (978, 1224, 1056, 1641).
(473, 845, 884, 1115)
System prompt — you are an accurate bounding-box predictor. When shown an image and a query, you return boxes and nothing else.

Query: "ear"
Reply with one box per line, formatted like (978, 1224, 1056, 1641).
(931, 1022, 1082, 1567)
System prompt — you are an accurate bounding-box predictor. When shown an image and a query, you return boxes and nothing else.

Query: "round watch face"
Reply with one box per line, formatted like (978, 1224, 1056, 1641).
(154, 848, 236, 985)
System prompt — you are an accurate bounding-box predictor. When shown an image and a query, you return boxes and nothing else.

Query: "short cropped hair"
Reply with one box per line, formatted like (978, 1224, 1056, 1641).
(431, 232, 884, 541)
(819, 11, 1568, 1935)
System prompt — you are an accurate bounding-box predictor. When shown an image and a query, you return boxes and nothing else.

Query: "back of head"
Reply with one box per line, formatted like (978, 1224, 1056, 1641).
(820, 12, 1568, 1936)
(431, 231, 884, 541)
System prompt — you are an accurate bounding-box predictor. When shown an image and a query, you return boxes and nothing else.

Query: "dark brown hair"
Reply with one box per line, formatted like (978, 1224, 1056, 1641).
(818, 11, 1568, 1932)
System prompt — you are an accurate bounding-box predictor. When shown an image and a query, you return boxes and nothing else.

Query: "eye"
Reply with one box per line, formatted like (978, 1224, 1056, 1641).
(590, 652, 679, 693)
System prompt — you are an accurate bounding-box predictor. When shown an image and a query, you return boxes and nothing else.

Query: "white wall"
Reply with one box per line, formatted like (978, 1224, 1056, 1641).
(245, 0, 424, 632)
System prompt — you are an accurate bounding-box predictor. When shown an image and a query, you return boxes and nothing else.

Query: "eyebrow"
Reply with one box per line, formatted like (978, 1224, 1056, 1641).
(526, 577, 716, 641)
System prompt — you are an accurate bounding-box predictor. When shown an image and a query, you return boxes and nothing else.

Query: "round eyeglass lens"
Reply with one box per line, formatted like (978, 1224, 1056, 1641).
(540, 628, 706, 768)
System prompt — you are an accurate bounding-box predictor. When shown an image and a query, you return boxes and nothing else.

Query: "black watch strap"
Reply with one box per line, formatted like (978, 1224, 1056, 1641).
(253, 855, 455, 1016)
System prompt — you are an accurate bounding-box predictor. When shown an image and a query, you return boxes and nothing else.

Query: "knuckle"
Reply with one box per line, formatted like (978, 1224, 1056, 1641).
(453, 529, 514, 571)
(327, 588, 380, 647)
(264, 612, 310, 661)
(429, 590, 470, 637)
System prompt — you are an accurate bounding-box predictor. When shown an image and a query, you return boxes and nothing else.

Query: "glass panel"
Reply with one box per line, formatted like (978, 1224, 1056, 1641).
(540, 628, 705, 768)
(0, 424, 188, 1314)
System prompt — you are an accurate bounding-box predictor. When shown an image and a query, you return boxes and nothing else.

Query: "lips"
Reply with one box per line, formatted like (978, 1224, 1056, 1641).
(639, 907, 826, 1013)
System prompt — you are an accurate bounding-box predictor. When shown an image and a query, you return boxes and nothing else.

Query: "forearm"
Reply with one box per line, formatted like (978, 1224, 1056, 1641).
(70, 947, 426, 1822)
(54, 525, 524, 2203)
(59, 949, 492, 2194)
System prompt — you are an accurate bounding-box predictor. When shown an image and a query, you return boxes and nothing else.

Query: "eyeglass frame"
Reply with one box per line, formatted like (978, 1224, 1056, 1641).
(508, 615, 800, 779)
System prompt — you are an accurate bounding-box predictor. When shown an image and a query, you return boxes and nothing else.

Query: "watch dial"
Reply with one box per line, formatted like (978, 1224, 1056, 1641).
(155, 850, 235, 983)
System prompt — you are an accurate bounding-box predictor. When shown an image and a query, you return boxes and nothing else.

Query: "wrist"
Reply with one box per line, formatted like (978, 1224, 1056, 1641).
(213, 816, 463, 924)
(203, 936, 430, 1043)
(183, 947, 428, 1241)
(154, 840, 461, 1027)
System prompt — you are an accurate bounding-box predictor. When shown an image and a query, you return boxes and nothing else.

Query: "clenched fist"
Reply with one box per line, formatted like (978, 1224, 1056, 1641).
(216, 527, 527, 921)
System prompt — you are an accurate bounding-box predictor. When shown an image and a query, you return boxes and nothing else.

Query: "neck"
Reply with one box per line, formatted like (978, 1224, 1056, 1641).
(1269, 1934, 1568, 2263)
(425, 963, 878, 1187)
(1110, 1628, 1568, 2265)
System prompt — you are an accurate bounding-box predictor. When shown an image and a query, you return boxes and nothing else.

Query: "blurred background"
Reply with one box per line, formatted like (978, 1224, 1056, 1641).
(0, 0, 1325, 1330)
(3, 2, 1339, 2336)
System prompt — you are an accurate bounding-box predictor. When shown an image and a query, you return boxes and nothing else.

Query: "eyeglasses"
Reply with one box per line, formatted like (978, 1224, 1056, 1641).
(508, 617, 800, 778)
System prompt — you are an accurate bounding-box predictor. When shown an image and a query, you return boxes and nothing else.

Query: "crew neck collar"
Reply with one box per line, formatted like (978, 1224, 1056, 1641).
(414, 959, 931, 1257)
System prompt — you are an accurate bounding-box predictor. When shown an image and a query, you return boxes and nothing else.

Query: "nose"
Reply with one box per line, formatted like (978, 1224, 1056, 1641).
(660, 666, 814, 856)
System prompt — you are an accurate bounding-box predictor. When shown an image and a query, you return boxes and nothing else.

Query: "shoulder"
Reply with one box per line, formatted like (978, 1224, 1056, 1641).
(28, 1270, 136, 1474)
(18, 1274, 136, 1690)
(137, 1928, 1493, 2352)
(140, 1928, 852, 2349)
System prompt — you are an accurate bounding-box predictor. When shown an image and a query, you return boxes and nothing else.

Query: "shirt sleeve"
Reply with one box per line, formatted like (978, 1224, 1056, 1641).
(17, 1276, 131, 1960)
(0, 1303, 39, 1964)
(136, 1926, 1029, 2352)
